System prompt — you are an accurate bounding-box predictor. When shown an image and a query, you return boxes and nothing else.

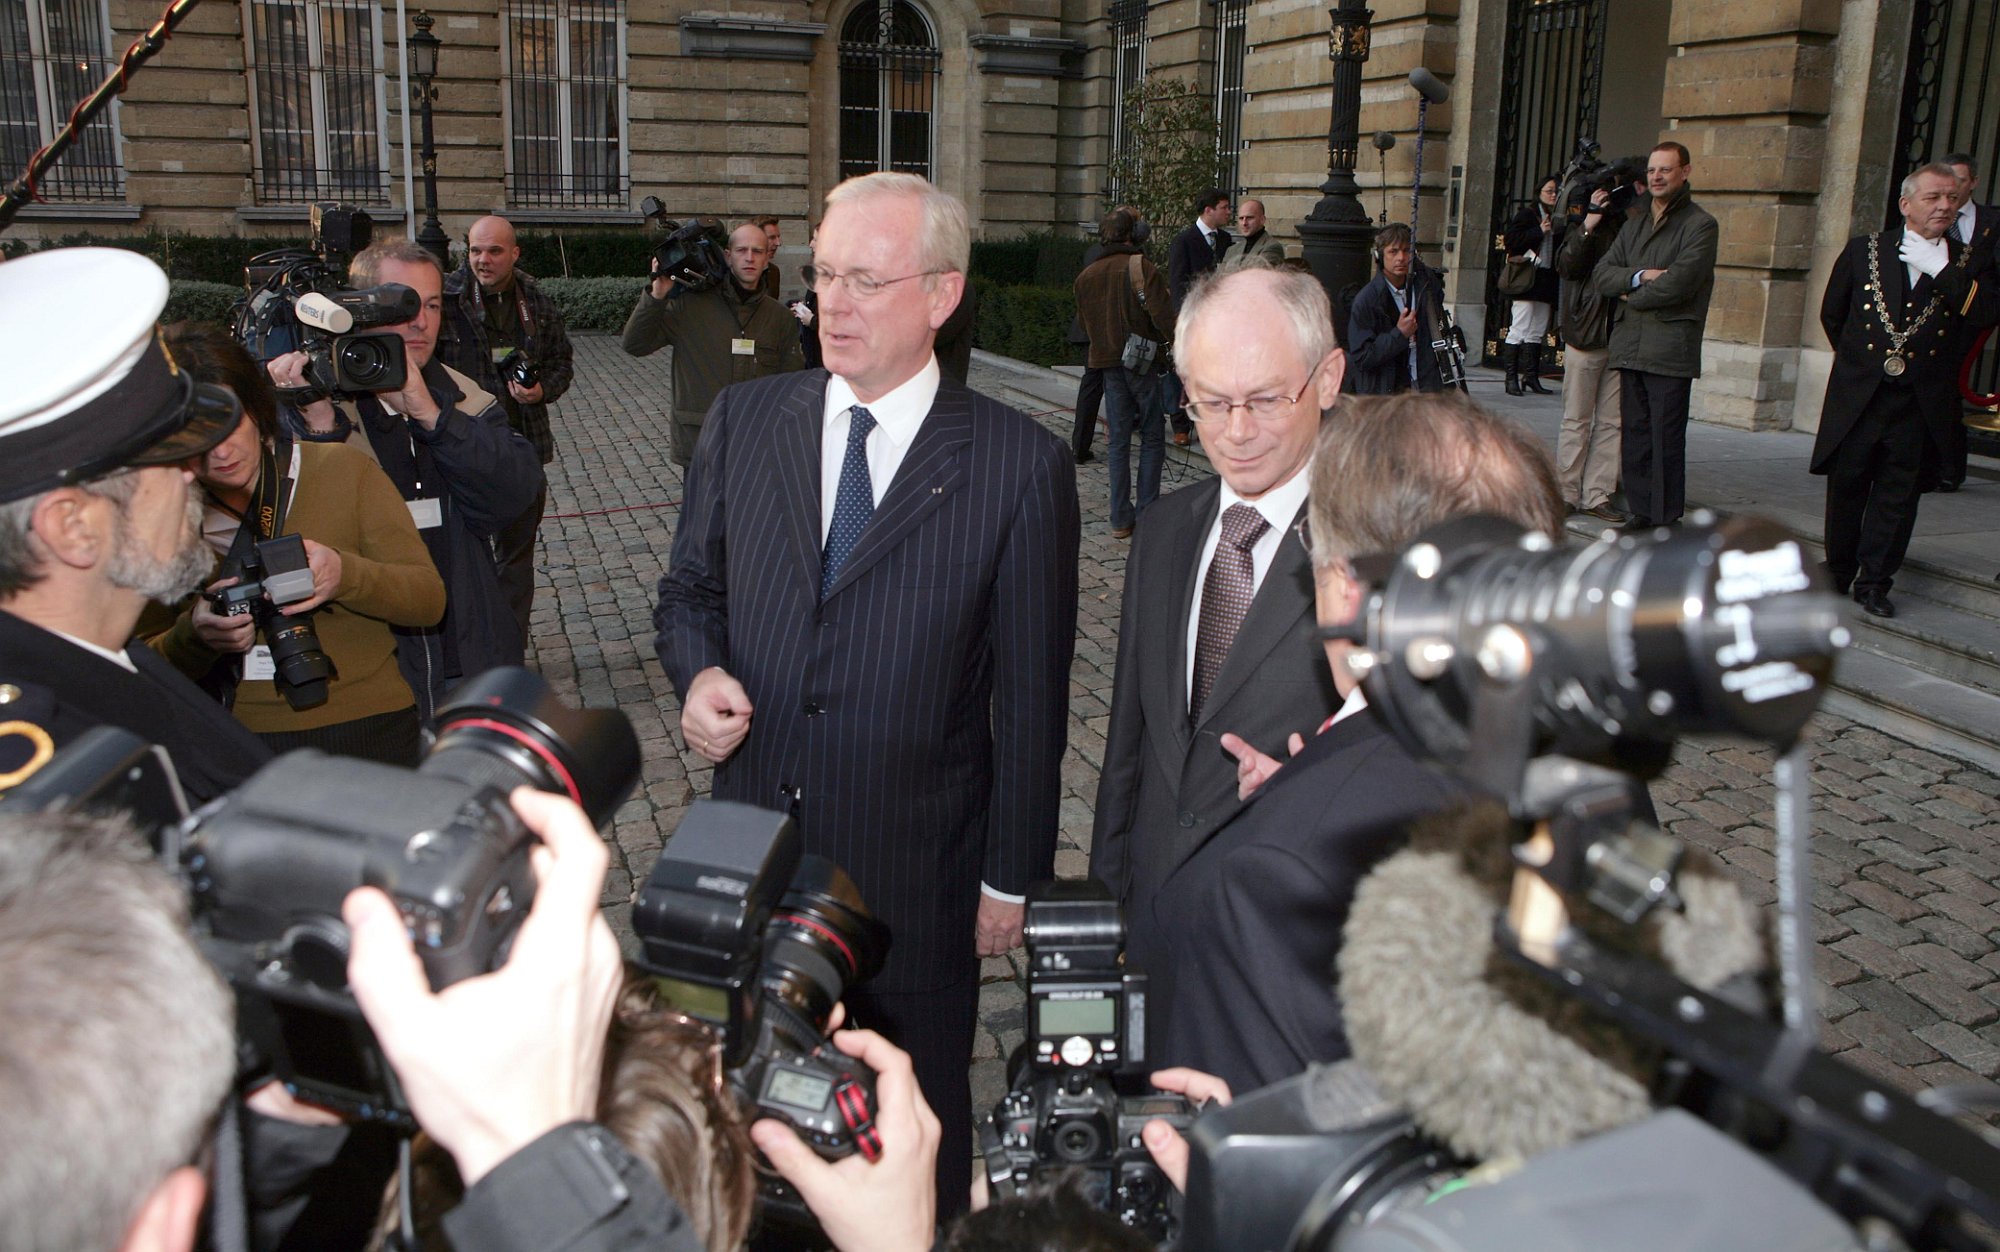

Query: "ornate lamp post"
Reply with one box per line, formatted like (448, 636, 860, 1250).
(1295, 2, 1375, 343)
(408, 11, 449, 264)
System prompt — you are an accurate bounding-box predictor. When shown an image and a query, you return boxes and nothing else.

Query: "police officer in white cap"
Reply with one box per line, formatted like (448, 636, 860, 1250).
(0, 247, 272, 802)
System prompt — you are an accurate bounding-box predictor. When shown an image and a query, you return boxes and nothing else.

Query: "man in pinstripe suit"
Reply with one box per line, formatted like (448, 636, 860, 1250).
(655, 173, 1081, 1213)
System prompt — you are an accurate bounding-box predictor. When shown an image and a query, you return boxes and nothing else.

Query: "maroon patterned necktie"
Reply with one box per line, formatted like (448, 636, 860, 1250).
(1191, 503, 1270, 725)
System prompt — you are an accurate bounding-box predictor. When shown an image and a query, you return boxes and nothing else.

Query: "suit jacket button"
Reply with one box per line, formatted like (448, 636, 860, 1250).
(1178, 811, 1195, 828)
(803, 700, 823, 716)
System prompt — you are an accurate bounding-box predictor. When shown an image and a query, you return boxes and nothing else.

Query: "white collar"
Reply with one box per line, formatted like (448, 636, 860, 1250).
(1327, 684, 1369, 729)
(45, 625, 137, 674)
(1216, 456, 1314, 536)
(825, 355, 940, 454)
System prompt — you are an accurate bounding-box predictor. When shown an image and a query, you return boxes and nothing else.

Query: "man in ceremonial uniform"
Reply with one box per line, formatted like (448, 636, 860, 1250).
(1811, 163, 1998, 617)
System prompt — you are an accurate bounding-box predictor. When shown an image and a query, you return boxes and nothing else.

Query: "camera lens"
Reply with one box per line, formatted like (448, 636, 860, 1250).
(335, 333, 397, 389)
(426, 667, 641, 826)
(265, 615, 334, 710)
(760, 854, 890, 1033)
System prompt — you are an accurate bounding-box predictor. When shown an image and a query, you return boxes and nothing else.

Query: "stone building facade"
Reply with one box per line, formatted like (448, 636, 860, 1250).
(7, 0, 1993, 437)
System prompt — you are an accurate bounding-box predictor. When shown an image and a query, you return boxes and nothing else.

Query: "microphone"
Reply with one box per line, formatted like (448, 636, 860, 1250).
(1335, 802, 1767, 1162)
(293, 291, 354, 334)
(1372, 131, 1397, 152)
(1408, 67, 1451, 105)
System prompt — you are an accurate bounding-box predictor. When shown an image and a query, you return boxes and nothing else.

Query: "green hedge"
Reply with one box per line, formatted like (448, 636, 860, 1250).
(969, 231, 1093, 289)
(5, 231, 312, 284)
(163, 281, 241, 327)
(515, 230, 651, 279)
(537, 275, 645, 332)
(972, 279, 1079, 369)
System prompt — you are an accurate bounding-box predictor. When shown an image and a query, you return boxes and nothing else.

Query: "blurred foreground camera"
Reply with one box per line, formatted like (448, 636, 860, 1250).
(208, 533, 333, 711)
(234, 201, 415, 396)
(639, 196, 730, 292)
(981, 880, 1191, 1247)
(633, 800, 889, 1224)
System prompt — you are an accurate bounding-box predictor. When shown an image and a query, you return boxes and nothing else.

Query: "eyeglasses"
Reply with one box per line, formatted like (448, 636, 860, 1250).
(802, 265, 943, 299)
(1182, 359, 1325, 425)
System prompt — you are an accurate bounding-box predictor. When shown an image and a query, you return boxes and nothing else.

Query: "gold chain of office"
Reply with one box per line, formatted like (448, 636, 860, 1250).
(1865, 234, 1945, 378)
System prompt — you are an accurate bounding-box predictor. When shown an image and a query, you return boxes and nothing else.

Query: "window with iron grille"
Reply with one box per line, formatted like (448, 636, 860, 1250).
(0, 0, 125, 202)
(1108, 0, 1146, 200)
(504, 0, 626, 209)
(1214, 0, 1247, 196)
(838, 0, 939, 183)
(244, 0, 387, 205)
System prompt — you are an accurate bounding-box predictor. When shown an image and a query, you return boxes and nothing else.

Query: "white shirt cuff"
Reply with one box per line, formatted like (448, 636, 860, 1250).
(980, 883, 1025, 905)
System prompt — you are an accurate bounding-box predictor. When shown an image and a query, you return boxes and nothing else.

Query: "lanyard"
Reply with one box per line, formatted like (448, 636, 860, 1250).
(466, 267, 538, 345)
(209, 438, 299, 541)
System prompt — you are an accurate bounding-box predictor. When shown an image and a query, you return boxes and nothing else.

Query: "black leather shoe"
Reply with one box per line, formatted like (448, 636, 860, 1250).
(1073, 449, 1094, 464)
(1584, 503, 1628, 524)
(1935, 479, 1961, 493)
(1618, 515, 1656, 532)
(1819, 562, 1851, 596)
(1854, 587, 1895, 618)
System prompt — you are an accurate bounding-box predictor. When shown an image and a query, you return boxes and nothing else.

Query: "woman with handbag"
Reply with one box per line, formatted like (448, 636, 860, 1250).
(1501, 175, 1562, 396)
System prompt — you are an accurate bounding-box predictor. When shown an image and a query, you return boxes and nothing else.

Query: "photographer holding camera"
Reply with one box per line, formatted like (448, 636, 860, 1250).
(621, 221, 806, 467)
(267, 239, 544, 723)
(148, 325, 445, 766)
(0, 248, 270, 805)
(439, 214, 574, 644)
(1554, 157, 1646, 524)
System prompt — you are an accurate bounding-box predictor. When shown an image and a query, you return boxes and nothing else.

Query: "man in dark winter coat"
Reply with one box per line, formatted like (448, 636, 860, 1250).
(1347, 223, 1447, 396)
(1811, 163, 1997, 618)
(1590, 141, 1718, 529)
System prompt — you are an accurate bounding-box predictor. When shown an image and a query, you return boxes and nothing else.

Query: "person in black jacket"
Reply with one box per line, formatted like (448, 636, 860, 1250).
(1501, 175, 1561, 396)
(1553, 167, 1645, 522)
(268, 239, 545, 722)
(1347, 223, 1447, 396)
(1939, 152, 2000, 492)
(1167, 189, 1234, 443)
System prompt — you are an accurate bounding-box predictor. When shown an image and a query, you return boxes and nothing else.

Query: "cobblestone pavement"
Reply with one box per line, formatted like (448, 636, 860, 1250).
(536, 334, 2000, 1145)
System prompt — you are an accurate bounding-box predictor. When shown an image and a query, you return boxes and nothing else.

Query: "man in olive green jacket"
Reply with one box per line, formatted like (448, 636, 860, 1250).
(1591, 141, 1718, 528)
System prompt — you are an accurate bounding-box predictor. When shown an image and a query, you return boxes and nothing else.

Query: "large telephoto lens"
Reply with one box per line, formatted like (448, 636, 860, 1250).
(425, 667, 641, 826)
(263, 611, 334, 710)
(761, 856, 890, 1034)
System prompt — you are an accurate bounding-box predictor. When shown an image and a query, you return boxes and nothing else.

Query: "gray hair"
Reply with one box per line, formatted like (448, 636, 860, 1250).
(1307, 391, 1563, 572)
(1177, 263, 1337, 375)
(824, 172, 971, 277)
(0, 811, 235, 1252)
(0, 471, 141, 598)
(1901, 162, 1961, 201)
(349, 237, 446, 287)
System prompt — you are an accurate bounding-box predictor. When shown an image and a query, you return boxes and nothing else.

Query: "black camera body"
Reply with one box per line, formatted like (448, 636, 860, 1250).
(1558, 141, 1646, 227)
(639, 196, 730, 292)
(235, 202, 414, 396)
(208, 533, 334, 712)
(498, 348, 539, 390)
(633, 799, 891, 1215)
(982, 880, 1190, 1246)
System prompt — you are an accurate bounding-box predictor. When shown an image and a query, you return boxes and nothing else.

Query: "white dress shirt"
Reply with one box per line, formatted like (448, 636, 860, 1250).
(47, 626, 137, 674)
(1955, 197, 1977, 244)
(1184, 464, 1314, 701)
(819, 356, 940, 543)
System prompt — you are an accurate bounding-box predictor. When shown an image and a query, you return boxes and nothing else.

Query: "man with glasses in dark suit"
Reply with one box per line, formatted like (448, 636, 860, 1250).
(654, 172, 1080, 1216)
(1090, 265, 1344, 1018)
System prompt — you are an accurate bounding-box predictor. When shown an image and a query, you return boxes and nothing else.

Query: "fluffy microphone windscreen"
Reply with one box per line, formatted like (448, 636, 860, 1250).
(1337, 801, 1767, 1164)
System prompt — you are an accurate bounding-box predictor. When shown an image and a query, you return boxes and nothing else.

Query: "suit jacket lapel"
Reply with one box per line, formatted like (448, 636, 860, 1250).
(773, 371, 830, 602)
(1193, 499, 1314, 732)
(821, 382, 973, 600)
(1164, 481, 1222, 743)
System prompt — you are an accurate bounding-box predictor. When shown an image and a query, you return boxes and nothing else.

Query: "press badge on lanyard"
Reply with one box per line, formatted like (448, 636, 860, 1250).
(405, 428, 443, 529)
(732, 337, 756, 356)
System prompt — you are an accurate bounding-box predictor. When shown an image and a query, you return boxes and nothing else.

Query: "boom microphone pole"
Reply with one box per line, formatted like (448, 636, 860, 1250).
(1373, 131, 1397, 224)
(1406, 68, 1451, 248)
(0, 0, 205, 233)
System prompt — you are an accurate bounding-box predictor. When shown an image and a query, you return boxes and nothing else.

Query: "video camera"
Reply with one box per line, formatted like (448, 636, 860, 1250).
(639, 196, 730, 292)
(234, 203, 417, 397)
(1555, 138, 1644, 227)
(981, 880, 1191, 1246)
(1178, 514, 2000, 1250)
(0, 668, 641, 1129)
(207, 532, 334, 711)
(632, 800, 890, 1226)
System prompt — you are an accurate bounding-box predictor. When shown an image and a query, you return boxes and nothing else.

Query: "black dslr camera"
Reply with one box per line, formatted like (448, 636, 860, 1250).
(0, 668, 642, 1129)
(497, 348, 539, 390)
(633, 800, 890, 1221)
(639, 196, 730, 292)
(235, 202, 418, 396)
(981, 880, 1191, 1247)
(207, 533, 334, 711)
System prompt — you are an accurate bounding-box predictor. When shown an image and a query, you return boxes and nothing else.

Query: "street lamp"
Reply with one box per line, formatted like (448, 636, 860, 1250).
(1295, 1, 1374, 344)
(409, 11, 449, 265)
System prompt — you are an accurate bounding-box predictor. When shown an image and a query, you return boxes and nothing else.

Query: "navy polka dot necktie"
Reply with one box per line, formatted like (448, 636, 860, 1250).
(821, 405, 877, 597)
(1191, 503, 1269, 725)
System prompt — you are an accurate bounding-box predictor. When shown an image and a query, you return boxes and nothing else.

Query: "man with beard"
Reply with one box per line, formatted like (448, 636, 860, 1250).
(0, 247, 271, 803)
(623, 220, 807, 466)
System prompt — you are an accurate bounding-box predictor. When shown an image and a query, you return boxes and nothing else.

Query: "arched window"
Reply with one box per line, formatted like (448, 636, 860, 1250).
(838, 0, 939, 182)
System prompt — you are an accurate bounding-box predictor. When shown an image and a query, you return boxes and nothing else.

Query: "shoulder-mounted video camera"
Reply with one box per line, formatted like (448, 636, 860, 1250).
(234, 203, 417, 396)
(1556, 139, 1645, 227)
(639, 196, 730, 293)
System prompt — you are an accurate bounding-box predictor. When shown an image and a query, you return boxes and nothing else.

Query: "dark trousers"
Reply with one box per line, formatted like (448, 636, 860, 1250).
(1071, 366, 1103, 457)
(256, 704, 423, 768)
(494, 481, 548, 646)
(845, 967, 980, 1221)
(1824, 390, 1928, 594)
(1618, 370, 1693, 525)
(1938, 411, 1969, 488)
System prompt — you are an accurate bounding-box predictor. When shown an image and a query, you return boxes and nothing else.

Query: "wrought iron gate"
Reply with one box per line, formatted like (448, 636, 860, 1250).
(1892, 0, 2000, 451)
(838, 0, 940, 183)
(1482, 0, 1606, 363)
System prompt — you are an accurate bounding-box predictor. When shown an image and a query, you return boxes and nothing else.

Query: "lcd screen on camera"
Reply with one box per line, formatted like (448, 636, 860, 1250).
(765, 1068, 833, 1113)
(1038, 995, 1116, 1036)
(273, 1000, 384, 1100)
